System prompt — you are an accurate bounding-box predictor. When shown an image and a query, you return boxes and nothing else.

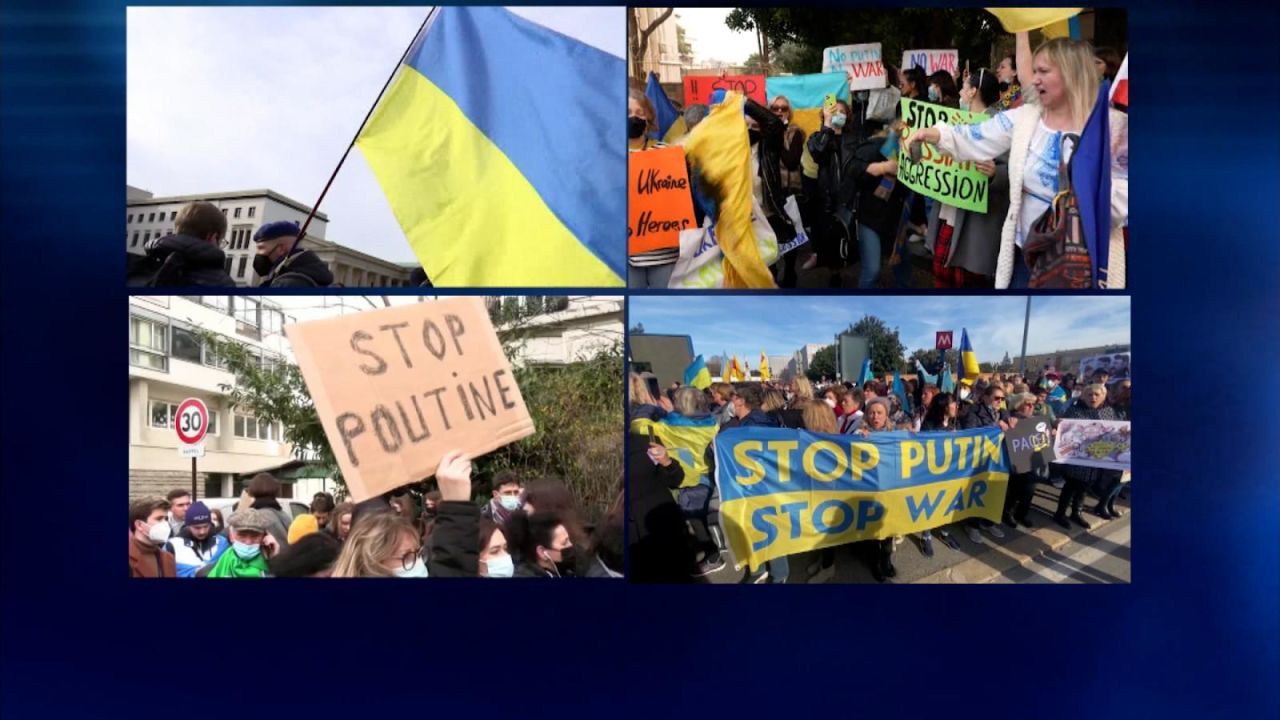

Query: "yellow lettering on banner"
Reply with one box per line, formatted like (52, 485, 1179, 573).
(980, 435, 1003, 467)
(768, 440, 800, 483)
(734, 441, 765, 486)
(927, 439, 954, 474)
(901, 440, 925, 480)
(802, 441, 847, 482)
(954, 436, 973, 468)
(851, 442, 880, 479)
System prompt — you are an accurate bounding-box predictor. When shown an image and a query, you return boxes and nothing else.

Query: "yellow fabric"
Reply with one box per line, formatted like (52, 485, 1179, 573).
(662, 116, 688, 145)
(1041, 18, 1072, 38)
(630, 418, 719, 489)
(682, 92, 776, 288)
(356, 68, 623, 287)
(287, 513, 319, 545)
(985, 8, 1083, 33)
(759, 352, 770, 381)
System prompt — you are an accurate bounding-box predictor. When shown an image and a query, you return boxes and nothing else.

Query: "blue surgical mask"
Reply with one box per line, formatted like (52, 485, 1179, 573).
(928, 86, 940, 102)
(486, 553, 515, 578)
(499, 496, 521, 512)
(232, 541, 260, 560)
(395, 557, 429, 578)
(831, 112, 847, 129)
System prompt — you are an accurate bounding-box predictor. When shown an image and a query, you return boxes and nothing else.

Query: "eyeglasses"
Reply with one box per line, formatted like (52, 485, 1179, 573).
(992, 395, 1006, 401)
(400, 548, 422, 571)
(770, 105, 790, 113)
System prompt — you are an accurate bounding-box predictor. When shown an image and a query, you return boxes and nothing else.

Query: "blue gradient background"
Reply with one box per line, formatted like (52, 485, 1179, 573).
(2, 1, 1278, 717)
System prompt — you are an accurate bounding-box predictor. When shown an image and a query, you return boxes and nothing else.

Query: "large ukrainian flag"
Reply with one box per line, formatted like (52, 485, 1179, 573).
(356, 7, 625, 287)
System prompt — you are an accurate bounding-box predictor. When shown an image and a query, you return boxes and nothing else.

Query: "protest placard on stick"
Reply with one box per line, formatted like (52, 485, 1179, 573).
(628, 145, 697, 255)
(821, 42, 886, 91)
(285, 298, 535, 501)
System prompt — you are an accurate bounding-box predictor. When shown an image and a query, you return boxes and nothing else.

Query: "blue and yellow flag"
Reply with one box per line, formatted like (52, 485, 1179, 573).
(631, 413, 720, 488)
(356, 7, 624, 287)
(759, 352, 771, 381)
(940, 364, 956, 393)
(985, 8, 1083, 34)
(958, 328, 980, 386)
(684, 355, 712, 390)
(858, 357, 874, 386)
(716, 426, 1009, 571)
(892, 369, 911, 414)
(645, 71, 685, 143)
(766, 72, 848, 139)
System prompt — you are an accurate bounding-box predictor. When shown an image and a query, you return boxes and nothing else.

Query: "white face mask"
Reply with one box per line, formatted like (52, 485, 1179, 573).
(147, 520, 171, 544)
(824, 398, 837, 408)
(485, 553, 514, 578)
(395, 557, 429, 578)
(498, 496, 521, 512)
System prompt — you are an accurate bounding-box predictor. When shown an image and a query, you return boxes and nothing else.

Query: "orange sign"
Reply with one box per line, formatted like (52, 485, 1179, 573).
(285, 298, 535, 502)
(628, 145, 698, 255)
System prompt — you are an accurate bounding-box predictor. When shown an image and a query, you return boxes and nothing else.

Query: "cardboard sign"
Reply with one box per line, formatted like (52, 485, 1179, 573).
(628, 146, 697, 255)
(896, 97, 991, 213)
(902, 49, 959, 77)
(1053, 419, 1131, 471)
(935, 331, 953, 350)
(285, 298, 535, 502)
(1004, 416, 1055, 474)
(1079, 352, 1131, 381)
(821, 42, 886, 91)
(683, 74, 766, 106)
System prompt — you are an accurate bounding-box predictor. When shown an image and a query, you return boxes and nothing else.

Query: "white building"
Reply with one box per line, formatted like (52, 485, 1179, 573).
(129, 295, 301, 501)
(793, 343, 827, 374)
(630, 8, 685, 84)
(488, 296, 624, 366)
(126, 187, 412, 288)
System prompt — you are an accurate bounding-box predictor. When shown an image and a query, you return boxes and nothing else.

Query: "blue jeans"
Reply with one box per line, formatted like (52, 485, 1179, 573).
(1011, 246, 1031, 289)
(748, 555, 790, 583)
(856, 223, 881, 289)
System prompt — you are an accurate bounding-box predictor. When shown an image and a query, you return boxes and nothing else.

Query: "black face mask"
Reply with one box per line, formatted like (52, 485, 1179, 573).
(748, 129, 761, 146)
(252, 253, 275, 277)
(553, 546, 577, 576)
(627, 115, 648, 140)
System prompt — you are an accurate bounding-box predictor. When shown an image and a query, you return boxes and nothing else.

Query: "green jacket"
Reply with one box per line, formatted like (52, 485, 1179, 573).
(207, 547, 270, 578)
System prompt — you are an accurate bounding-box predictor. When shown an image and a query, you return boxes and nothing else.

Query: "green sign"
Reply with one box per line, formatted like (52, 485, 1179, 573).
(896, 97, 991, 213)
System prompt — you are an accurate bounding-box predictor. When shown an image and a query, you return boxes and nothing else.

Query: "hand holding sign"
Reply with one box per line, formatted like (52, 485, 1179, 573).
(435, 450, 473, 502)
(285, 297, 535, 502)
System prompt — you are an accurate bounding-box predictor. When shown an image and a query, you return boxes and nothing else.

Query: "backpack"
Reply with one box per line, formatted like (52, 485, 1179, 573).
(1024, 134, 1093, 289)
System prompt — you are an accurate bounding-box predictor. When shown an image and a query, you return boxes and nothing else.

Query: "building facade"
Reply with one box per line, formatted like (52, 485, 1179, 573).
(128, 296, 299, 501)
(126, 187, 412, 288)
(630, 8, 684, 84)
(793, 343, 827, 375)
(488, 296, 624, 366)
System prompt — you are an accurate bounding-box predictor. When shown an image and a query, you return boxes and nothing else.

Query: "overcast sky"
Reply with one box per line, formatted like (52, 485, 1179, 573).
(674, 8, 756, 65)
(127, 7, 623, 264)
(629, 295, 1131, 364)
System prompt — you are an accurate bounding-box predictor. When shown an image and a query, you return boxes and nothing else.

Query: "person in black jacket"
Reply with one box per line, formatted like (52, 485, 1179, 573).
(127, 201, 236, 287)
(627, 432, 701, 583)
(508, 511, 576, 578)
(252, 221, 334, 288)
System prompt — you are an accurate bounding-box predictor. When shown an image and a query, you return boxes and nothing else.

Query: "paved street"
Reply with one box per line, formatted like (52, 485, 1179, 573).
(699, 481, 1131, 584)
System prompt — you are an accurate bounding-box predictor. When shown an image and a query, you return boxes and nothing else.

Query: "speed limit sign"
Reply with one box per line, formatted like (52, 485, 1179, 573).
(175, 398, 209, 445)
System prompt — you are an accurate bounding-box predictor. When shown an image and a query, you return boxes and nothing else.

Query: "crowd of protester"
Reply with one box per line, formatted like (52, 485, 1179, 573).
(628, 365, 1131, 583)
(628, 30, 1128, 290)
(129, 452, 623, 579)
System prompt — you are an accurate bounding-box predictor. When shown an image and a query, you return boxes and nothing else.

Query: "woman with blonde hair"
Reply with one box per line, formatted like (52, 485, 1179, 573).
(801, 401, 837, 434)
(791, 376, 815, 404)
(907, 38, 1127, 289)
(330, 514, 425, 578)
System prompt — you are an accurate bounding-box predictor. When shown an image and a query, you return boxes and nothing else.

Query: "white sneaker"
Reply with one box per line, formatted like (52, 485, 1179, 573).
(966, 526, 984, 544)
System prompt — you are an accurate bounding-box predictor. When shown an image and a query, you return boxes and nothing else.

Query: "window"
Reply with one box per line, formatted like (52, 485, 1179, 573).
(224, 256, 233, 273)
(143, 231, 151, 244)
(131, 232, 140, 247)
(203, 341, 229, 371)
(148, 212, 156, 222)
(129, 315, 167, 370)
(203, 295, 230, 314)
(261, 307, 284, 336)
(204, 473, 225, 499)
(236, 297, 259, 326)
(546, 296, 570, 313)
(206, 411, 220, 436)
(220, 208, 227, 215)
(170, 211, 177, 221)
(234, 413, 277, 441)
(236, 256, 248, 278)
(247, 206, 256, 218)
(171, 326, 203, 364)
(150, 401, 178, 428)
(233, 207, 241, 218)
(525, 296, 544, 315)
(128, 214, 134, 224)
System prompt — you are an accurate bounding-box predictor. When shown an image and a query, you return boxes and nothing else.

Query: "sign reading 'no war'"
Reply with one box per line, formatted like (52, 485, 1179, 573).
(286, 298, 535, 502)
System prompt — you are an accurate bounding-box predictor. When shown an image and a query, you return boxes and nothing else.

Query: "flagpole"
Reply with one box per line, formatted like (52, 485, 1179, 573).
(288, 5, 440, 256)
(1019, 296, 1031, 376)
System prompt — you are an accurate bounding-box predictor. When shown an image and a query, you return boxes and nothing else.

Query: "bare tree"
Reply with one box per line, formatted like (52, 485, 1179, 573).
(629, 8, 674, 83)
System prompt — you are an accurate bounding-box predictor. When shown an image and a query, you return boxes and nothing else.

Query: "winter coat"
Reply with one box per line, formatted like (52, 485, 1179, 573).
(127, 235, 236, 288)
(744, 98, 788, 220)
(166, 528, 230, 578)
(627, 432, 698, 583)
(960, 402, 1004, 430)
(422, 501, 480, 577)
(129, 538, 176, 578)
(259, 248, 334, 288)
(924, 151, 1011, 277)
(250, 499, 293, 550)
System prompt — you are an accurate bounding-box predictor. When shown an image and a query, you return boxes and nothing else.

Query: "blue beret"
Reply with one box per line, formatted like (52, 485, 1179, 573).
(254, 221, 301, 243)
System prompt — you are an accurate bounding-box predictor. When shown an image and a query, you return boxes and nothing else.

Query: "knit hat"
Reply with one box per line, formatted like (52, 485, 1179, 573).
(185, 501, 212, 526)
(228, 508, 270, 534)
(253, 220, 300, 243)
(287, 513, 319, 545)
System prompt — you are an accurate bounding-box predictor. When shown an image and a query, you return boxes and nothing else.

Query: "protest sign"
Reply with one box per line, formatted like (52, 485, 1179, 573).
(896, 97, 990, 213)
(1079, 352, 1130, 381)
(683, 74, 766, 106)
(285, 298, 536, 502)
(1005, 416, 1056, 474)
(668, 196, 778, 289)
(821, 42, 887, 91)
(901, 49, 960, 77)
(716, 426, 1008, 571)
(628, 146, 697, 255)
(1053, 419, 1131, 471)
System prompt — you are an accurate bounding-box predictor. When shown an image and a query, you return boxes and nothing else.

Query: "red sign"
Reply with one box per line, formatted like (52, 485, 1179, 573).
(175, 398, 209, 445)
(682, 74, 767, 107)
(935, 331, 954, 350)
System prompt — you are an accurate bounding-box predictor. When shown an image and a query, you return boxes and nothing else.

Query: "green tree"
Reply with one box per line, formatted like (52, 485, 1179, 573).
(742, 52, 766, 74)
(676, 22, 694, 64)
(847, 315, 906, 375)
(806, 344, 837, 381)
(629, 8, 675, 82)
(772, 41, 819, 74)
(979, 362, 995, 373)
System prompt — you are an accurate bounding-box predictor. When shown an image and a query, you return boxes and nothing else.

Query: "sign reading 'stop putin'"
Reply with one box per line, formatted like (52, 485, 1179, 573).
(286, 298, 535, 501)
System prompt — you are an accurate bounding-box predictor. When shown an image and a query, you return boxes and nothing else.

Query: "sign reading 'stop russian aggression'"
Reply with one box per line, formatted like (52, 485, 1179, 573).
(715, 426, 1009, 571)
(897, 97, 991, 213)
